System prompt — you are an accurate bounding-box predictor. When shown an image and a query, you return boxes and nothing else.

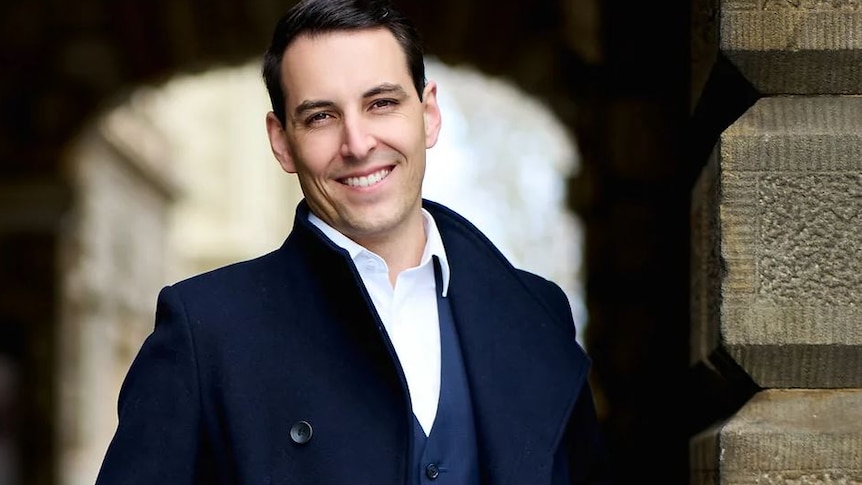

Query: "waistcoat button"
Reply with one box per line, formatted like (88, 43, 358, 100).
(425, 463, 440, 480)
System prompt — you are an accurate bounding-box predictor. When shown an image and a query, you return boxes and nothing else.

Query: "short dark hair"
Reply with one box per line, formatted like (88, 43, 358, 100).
(262, 0, 426, 126)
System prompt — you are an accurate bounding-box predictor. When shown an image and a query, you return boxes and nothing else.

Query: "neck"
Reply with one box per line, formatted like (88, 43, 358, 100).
(355, 214, 426, 287)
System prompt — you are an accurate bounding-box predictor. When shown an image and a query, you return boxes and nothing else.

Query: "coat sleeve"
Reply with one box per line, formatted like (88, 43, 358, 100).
(96, 285, 208, 484)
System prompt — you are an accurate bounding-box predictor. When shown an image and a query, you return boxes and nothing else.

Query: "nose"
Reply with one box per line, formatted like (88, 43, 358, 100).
(340, 115, 376, 160)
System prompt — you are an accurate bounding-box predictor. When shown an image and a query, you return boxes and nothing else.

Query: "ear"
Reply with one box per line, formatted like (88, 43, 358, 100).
(421, 81, 442, 149)
(266, 111, 296, 173)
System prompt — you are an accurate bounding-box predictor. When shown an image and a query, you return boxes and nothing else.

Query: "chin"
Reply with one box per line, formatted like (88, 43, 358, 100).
(342, 211, 401, 236)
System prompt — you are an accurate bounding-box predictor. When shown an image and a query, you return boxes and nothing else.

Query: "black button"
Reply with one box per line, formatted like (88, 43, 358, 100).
(290, 420, 313, 445)
(425, 463, 440, 480)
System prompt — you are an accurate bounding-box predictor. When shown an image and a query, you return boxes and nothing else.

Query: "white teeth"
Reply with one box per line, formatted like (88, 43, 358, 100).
(343, 168, 391, 188)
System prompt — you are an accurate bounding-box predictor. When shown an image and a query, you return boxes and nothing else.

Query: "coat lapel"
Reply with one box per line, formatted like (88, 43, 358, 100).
(429, 201, 591, 485)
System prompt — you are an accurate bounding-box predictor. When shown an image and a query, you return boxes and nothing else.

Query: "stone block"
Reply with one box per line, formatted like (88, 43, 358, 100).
(691, 389, 862, 484)
(721, 0, 862, 94)
(691, 96, 862, 388)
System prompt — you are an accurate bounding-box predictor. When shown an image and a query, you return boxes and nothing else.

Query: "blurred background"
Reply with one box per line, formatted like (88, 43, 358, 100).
(0, 0, 759, 484)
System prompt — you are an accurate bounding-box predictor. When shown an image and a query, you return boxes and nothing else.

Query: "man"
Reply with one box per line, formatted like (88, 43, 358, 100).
(96, 0, 611, 483)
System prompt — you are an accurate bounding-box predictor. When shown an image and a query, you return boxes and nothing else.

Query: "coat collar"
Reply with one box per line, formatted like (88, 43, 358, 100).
(286, 200, 591, 484)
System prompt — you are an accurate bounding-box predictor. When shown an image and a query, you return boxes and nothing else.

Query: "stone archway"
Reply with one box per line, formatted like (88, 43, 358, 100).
(0, 1, 695, 483)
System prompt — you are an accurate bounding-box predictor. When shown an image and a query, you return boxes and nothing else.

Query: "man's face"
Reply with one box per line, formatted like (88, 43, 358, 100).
(266, 27, 441, 247)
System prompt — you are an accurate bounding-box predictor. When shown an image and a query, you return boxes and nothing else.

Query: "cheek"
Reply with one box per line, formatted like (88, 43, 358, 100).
(373, 117, 424, 153)
(293, 132, 341, 170)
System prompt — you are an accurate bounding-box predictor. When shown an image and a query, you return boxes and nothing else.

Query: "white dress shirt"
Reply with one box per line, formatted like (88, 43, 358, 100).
(308, 210, 451, 436)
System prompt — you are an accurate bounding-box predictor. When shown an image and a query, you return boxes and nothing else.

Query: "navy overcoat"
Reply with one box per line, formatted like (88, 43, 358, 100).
(96, 200, 611, 484)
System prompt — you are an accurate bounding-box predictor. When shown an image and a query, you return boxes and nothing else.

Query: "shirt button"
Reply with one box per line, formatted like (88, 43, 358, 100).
(425, 463, 440, 480)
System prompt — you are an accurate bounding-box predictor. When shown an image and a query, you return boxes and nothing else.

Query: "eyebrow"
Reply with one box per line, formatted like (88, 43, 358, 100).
(363, 83, 408, 99)
(293, 100, 336, 120)
(292, 83, 409, 120)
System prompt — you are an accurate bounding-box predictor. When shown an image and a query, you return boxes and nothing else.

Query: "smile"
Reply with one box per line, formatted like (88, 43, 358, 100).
(341, 167, 392, 188)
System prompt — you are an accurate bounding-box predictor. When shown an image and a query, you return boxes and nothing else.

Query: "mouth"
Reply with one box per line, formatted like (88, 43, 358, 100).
(339, 167, 392, 188)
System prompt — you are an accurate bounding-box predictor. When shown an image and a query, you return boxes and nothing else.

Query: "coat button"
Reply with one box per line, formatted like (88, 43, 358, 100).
(425, 463, 440, 480)
(290, 420, 313, 445)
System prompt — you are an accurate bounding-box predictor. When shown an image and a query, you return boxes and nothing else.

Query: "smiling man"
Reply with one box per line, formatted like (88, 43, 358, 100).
(96, 1, 612, 484)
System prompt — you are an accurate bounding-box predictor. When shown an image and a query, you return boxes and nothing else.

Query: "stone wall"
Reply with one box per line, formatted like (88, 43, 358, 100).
(58, 104, 177, 485)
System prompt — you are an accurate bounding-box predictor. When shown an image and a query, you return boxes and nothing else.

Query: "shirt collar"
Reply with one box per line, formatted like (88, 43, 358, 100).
(307, 208, 451, 296)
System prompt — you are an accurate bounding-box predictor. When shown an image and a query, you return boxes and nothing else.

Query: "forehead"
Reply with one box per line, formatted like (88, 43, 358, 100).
(280, 28, 411, 105)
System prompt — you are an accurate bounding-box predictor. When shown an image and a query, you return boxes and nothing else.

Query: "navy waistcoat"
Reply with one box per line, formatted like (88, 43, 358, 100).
(409, 258, 480, 485)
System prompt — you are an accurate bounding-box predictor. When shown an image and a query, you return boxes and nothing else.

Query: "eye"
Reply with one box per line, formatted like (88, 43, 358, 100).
(370, 98, 398, 110)
(304, 112, 332, 126)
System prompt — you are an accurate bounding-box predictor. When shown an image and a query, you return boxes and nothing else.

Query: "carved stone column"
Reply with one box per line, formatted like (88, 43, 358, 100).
(690, 1, 862, 482)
